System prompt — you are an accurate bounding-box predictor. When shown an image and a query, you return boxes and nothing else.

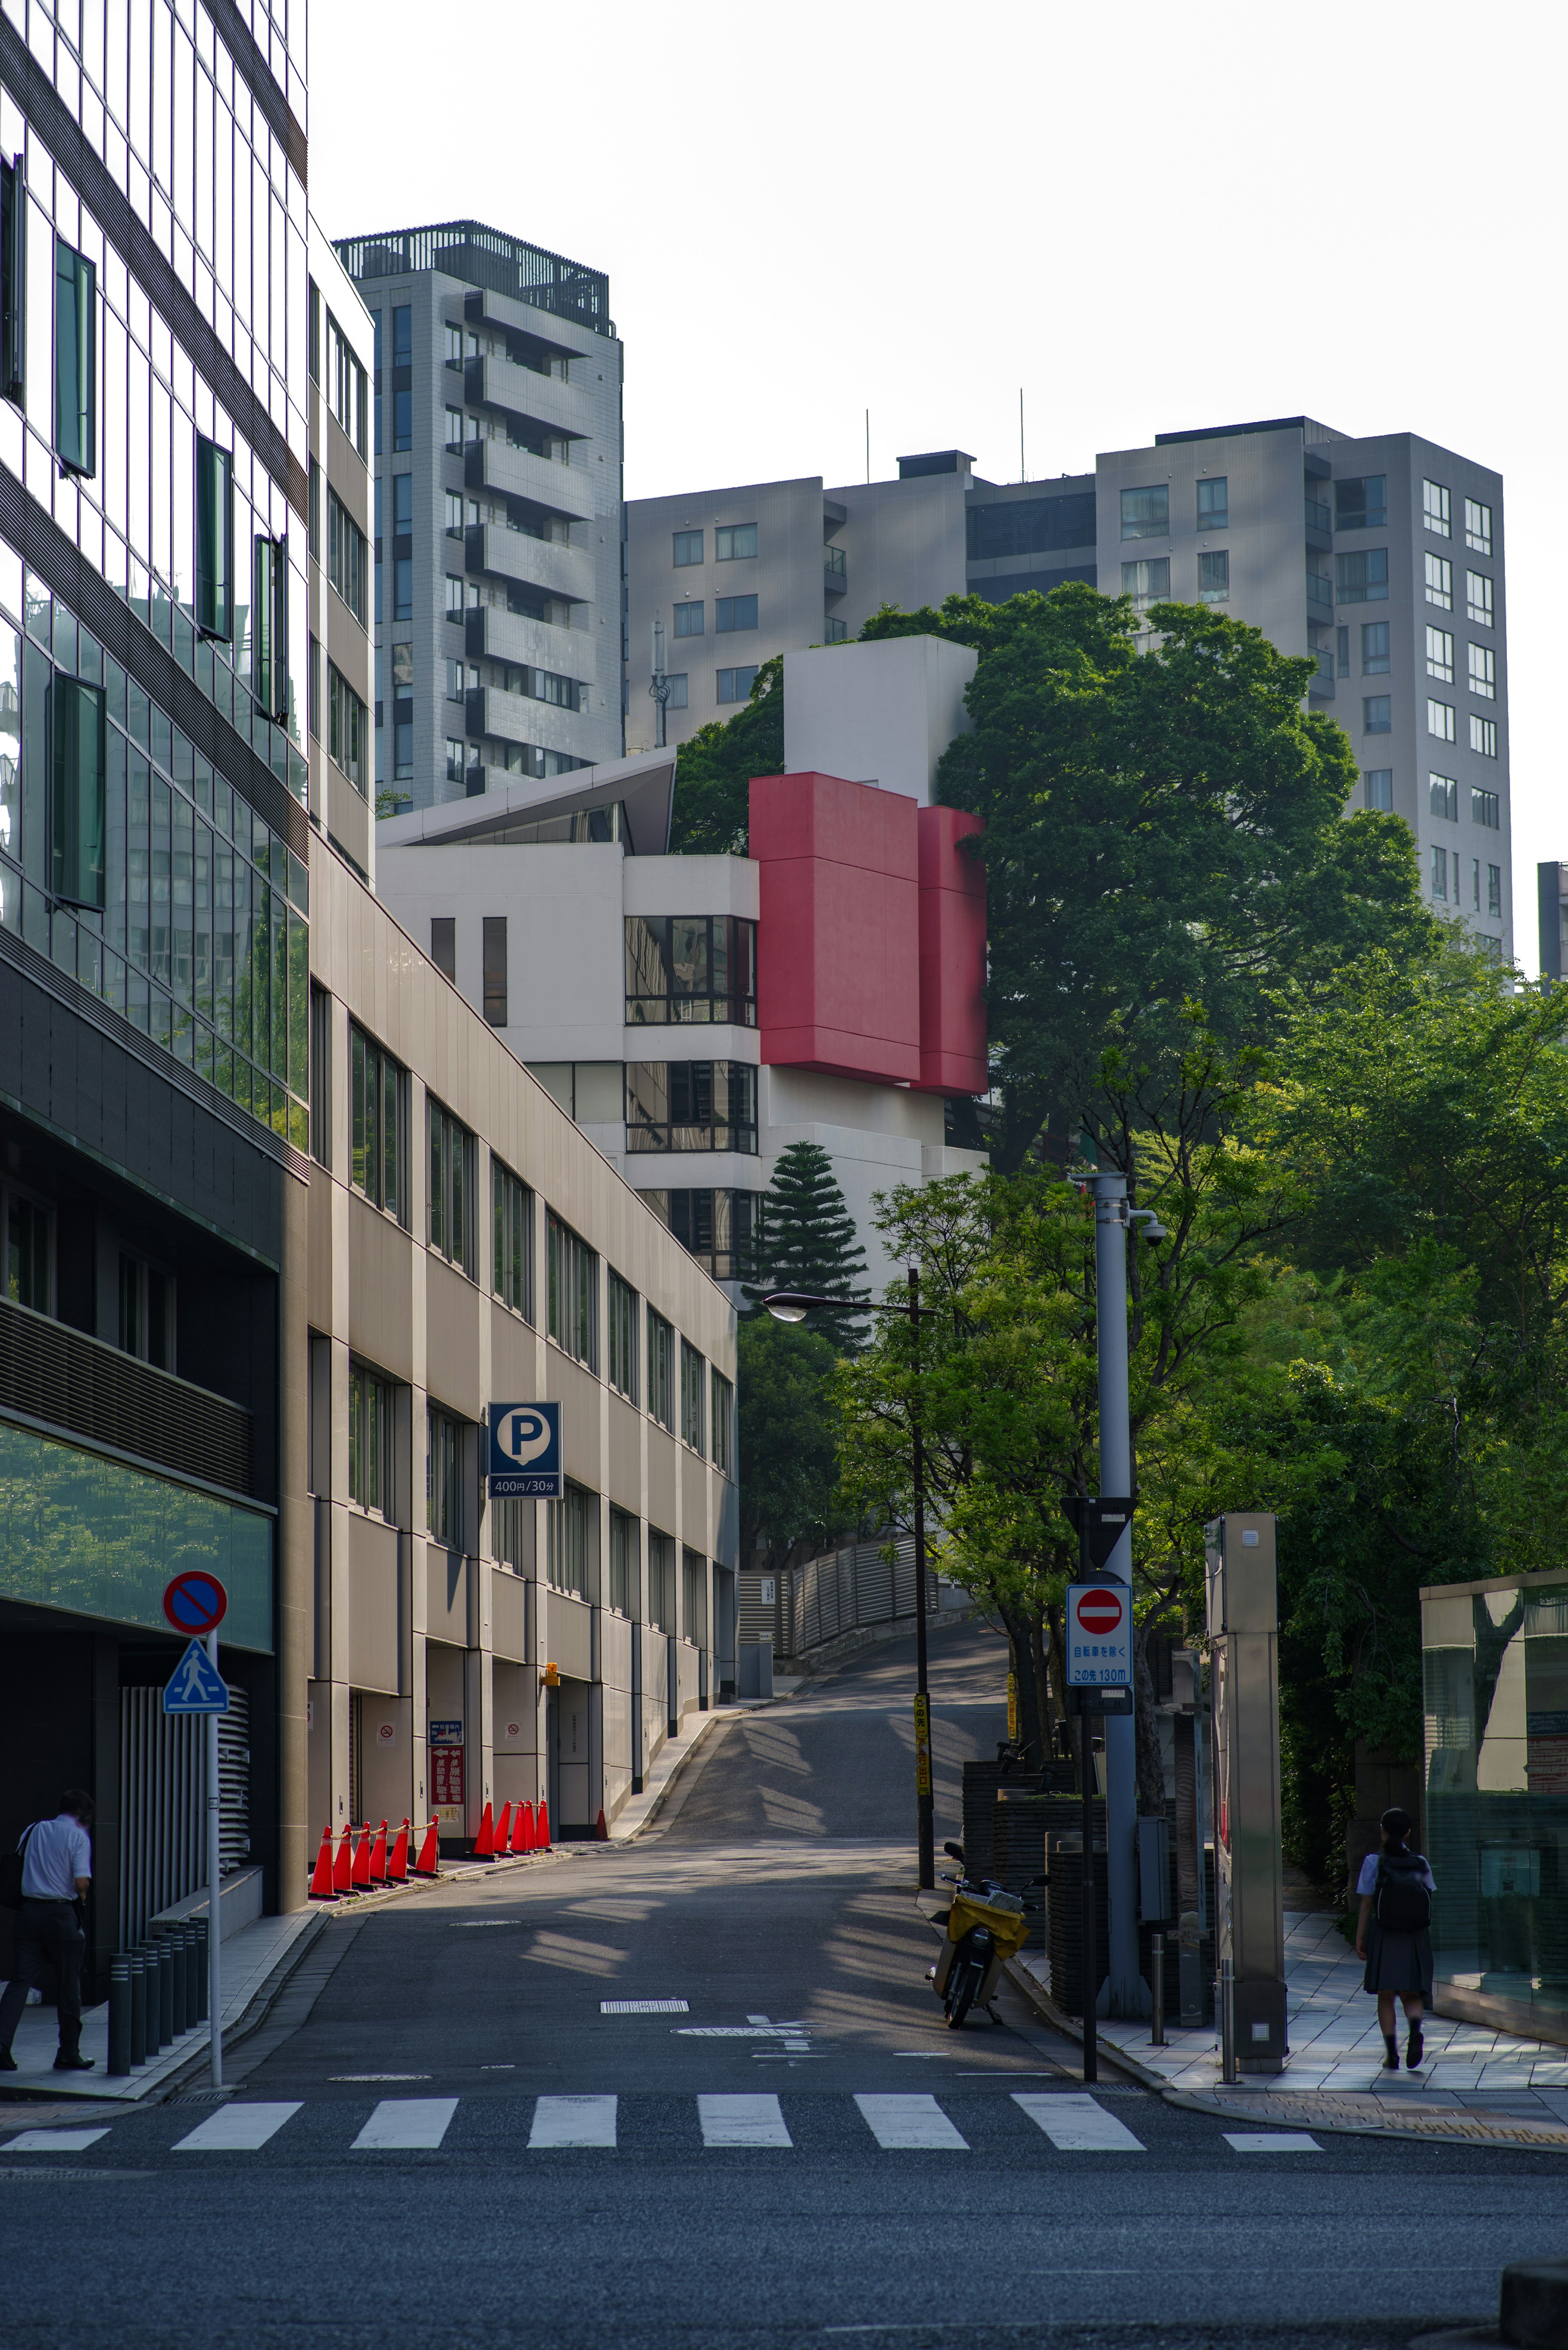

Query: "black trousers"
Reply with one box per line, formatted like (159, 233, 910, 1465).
(0, 1898, 86, 2054)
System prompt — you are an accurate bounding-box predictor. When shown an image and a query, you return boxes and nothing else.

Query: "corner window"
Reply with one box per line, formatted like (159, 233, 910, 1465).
(53, 241, 96, 477)
(1465, 499, 1493, 557)
(1429, 774, 1458, 822)
(1120, 485, 1169, 540)
(715, 524, 757, 561)
(673, 530, 704, 567)
(1470, 715, 1497, 758)
(196, 439, 234, 640)
(624, 915, 758, 1028)
(349, 1361, 394, 1517)
(1334, 476, 1386, 531)
(673, 602, 705, 638)
(608, 1270, 639, 1402)
(1425, 553, 1452, 611)
(715, 595, 757, 633)
(717, 666, 758, 704)
(547, 1209, 598, 1369)
(1363, 769, 1393, 811)
(711, 1367, 733, 1477)
(1196, 477, 1227, 530)
(429, 1097, 475, 1272)
(625, 1060, 758, 1154)
(647, 1308, 674, 1432)
(1196, 550, 1228, 603)
(1362, 695, 1391, 736)
(1427, 699, 1455, 742)
(1471, 787, 1500, 831)
(1424, 627, 1453, 684)
(350, 1023, 407, 1222)
(1468, 643, 1496, 701)
(1422, 480, 1451, 539)
(1335, 550, 1388, 604)
(1361, 622, 1389, 675)
(492, 1156, 534, 1321)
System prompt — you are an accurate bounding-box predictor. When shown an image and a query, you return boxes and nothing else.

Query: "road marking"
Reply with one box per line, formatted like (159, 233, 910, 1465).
(352, 2098, 459, 2150)
(1013, 2093, 1145, 2152)
(3, 2129, 111, 2152)
(602, 1999, 688, 2013)
(173, 2102, 302, 2152)
(854, 2094, 968, 2150)
(528, 2094, 617, 2149)
(699, 2094, 793, 2148)
(1223, 2131, 1321, 2153)
(330, 2073, 431, 2081)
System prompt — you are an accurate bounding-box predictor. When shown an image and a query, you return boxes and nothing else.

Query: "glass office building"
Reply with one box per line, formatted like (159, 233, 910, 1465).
(1423, 1569, 1568, 2042)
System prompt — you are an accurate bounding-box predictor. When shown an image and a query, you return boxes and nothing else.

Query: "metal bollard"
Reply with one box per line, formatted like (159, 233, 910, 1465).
(192, 1916, 209, 2023)
(1150, 1933, 1165, 2046)
(157, 1934, 176, 2049)
(185, 1924, 202, 2029)
(108, 1955, 132, 2076)
(1220, 1954, 1237, 2085)
(129, 1951, 147, 2067)
(137, 1946, 163, 2054)
(169, 1929, 188, 2034)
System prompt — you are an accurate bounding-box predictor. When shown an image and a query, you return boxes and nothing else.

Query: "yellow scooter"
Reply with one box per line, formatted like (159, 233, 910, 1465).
(930, 1841, 1033, 2027)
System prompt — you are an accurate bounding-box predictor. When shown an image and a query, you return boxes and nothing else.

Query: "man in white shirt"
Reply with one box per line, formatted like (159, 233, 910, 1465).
(0, 1790, 95, 2073)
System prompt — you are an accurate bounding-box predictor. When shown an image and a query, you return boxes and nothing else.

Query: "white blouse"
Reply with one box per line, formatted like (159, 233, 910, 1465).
(1358, 1851, 1436, 1897)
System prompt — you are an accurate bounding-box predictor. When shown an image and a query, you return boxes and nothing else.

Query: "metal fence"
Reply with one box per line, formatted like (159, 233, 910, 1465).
(779, 1535, 938, 1659)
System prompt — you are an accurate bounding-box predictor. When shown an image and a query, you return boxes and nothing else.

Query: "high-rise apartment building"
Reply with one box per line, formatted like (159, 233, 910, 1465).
(0, 15, 732, 2048)
(335, 221, 624, 814)
(630, 419, 1511, 958)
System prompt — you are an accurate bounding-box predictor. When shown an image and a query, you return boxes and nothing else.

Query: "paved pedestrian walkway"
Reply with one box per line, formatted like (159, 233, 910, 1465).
(1009, 1909, 1568, 2152)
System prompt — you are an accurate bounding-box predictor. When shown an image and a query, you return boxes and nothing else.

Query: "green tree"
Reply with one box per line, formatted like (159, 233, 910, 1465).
(736, 1313, 843, 1569)
(667, 654, 783, 853)
(744, 1140, 869, 1350)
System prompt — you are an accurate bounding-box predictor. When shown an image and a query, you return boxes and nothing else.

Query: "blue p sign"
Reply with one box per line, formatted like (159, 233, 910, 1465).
(488, 1400, 562, 1498)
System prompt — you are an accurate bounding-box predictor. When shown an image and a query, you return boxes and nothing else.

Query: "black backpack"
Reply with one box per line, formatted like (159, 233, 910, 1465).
(1376, 1850, 1431, 1934)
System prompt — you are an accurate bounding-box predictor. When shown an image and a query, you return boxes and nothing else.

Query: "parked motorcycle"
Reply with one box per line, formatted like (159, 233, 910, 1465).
(928, 1839, 1035, 2028)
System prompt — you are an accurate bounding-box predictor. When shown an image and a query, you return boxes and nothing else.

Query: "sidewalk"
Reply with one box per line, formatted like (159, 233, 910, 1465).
(1007, 1909, 1568, 2154)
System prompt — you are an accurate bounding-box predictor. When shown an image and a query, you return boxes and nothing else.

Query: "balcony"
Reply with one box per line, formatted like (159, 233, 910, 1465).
(1308, 649, 1335, 700)
(466, 604, 597, 682)
(464, 436, 595, 522)
(466, 683, 586, 758)
(824, 547, 847, 599)
(466, 522, 595, 606)
(1304, 495, 1332, 552)
(465, 353, 590, 443)
(1305, 569, 1333, 616)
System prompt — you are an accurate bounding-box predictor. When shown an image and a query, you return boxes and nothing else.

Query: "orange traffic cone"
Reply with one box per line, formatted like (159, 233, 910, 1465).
(413, 1818, 441, 1876)
(473, 1801, 496, 1859)
(388, 1820, 410, 1882)
(510, 1802, 529, 1855)
(536, 1798, 550, 1851)
(595, 1808, 608, 1842)
(351, 1822, 372, 1890)
(494, 1801, 512, 1854)
(308, 1826, 336, 1900)
(332, 1822, 354, 1894)
(369, 1820, 388, 1884)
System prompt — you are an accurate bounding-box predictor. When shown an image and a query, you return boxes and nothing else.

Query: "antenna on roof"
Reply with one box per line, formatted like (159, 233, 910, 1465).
(1020, 388, 1026, 484)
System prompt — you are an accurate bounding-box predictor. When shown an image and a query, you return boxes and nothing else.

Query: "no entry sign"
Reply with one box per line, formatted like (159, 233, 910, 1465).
(1067, 1581, 1131, 1689)
(163, 1571, 228, 1636)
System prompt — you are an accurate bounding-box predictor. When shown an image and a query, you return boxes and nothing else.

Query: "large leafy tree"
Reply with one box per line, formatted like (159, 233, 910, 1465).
(736, 1314, 842, 1570)
(666, 654, 783, 853)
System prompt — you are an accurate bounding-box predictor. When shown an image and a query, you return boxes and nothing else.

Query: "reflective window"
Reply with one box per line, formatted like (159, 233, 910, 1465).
(429, 1096, 474, 1271)
(673, 531, 703, 566)
(715, 524, 757, 561)
(1120, 486, 1169, 540)
(1335, 477, 1387, 530)
(715, 595, 757, 633)
(624, 1061, 758, 1154)
(624, 915, 757, 1027)
(350, 1023, 406, 1221)
(547, 1210, 598, 1369)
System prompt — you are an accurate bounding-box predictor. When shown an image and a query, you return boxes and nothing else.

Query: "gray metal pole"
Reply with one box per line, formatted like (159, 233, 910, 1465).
(910, 1264, 934, 1893)
(1091, 1172, 1145, 2020)
(207, 1628, 223, 2088)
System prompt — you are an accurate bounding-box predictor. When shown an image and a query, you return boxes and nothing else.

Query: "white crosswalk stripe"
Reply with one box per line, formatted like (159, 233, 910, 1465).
(1224, 2132, 1321, 2153)
(1013, 2094, 1145, 2152)
(528, 2094, 618, 2149)
(854, 2093, 969, 2150)
(172, 2102, 302, 2152)
(3, 2129, 111, 2152)
(699, 2093, 792, 2147)
(352, 2098, 459, 2150)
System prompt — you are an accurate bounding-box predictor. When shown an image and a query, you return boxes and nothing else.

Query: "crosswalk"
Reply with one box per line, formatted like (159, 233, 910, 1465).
(1, 2093, 1322, 2159)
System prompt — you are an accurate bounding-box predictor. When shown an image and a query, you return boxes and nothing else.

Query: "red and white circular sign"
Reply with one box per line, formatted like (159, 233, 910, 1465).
(1074, 1586, 1125, 1638)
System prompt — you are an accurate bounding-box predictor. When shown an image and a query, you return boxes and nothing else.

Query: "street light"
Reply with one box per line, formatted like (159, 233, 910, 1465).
(764, 1267, 936, 1889)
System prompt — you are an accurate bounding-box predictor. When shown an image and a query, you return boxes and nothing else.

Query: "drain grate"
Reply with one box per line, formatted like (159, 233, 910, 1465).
(600, 1998, 689, 2014)
(170, 2087, 234, 2104)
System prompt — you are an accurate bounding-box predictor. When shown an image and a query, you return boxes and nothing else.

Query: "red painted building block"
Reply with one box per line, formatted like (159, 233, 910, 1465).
(915, 805, 987, 1094)
(749, 771, 922, 1084)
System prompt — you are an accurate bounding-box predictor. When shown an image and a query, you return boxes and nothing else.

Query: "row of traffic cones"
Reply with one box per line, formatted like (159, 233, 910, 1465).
(309, 1799, 552, 1897)
(308, 1815, 441, 1900)
(472, 1797, 550, 1858)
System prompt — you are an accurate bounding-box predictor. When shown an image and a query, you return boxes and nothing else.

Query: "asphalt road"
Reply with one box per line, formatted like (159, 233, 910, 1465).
(3, 1618, 1565, 2350)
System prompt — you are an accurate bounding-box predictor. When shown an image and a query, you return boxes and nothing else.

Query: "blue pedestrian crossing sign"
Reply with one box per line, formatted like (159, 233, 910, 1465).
(163, 1638, 230, 1715)
(488, 1401, 562, 1499)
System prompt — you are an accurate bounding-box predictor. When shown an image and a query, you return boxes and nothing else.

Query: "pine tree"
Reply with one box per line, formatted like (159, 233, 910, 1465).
(743, 1140, 869, 1351)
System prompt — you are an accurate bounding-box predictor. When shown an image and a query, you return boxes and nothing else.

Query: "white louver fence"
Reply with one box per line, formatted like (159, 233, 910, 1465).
(779, 1534, 938, 1661)
(118, 1681, 252, 1946)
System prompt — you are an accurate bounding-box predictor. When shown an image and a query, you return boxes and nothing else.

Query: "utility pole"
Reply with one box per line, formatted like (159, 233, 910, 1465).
(910, 1262, 934, 1891)
(649, 619, 670, 749)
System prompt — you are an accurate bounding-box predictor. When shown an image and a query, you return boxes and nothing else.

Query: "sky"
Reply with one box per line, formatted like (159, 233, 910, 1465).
(311, 0, 1562, 970)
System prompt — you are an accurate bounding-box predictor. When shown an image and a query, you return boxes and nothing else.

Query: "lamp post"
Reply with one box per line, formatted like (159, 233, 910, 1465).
(649, 619, 671, 749)
(764, 1269, 935, 1889)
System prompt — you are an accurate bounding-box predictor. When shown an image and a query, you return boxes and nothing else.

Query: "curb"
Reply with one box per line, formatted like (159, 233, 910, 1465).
(1000, 1955, 1162, 2088)
(617, 1712, 733, 1841)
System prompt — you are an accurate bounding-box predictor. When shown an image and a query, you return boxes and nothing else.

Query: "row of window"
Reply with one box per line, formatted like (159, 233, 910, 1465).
(343, 1018, 731, 1457)
(1120, 474, 1495, 555)
(1424, 702, 1497, 758)
(1431, 846, 1503, 917)
(1121, 554, 1227, 609)
(1423, 479, 1494, 554)
(2, 1177, 178, 1373)
(673, 597, 757, 639)
(1428, 775, 1500, 829)
(656, 664, 761, 710)
(1425, 632, 1496, 697)
(673, 525, 756, 566)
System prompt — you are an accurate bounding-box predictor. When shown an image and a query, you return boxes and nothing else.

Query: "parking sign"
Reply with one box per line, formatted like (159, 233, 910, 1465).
(488, 1401, 562, 1499)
